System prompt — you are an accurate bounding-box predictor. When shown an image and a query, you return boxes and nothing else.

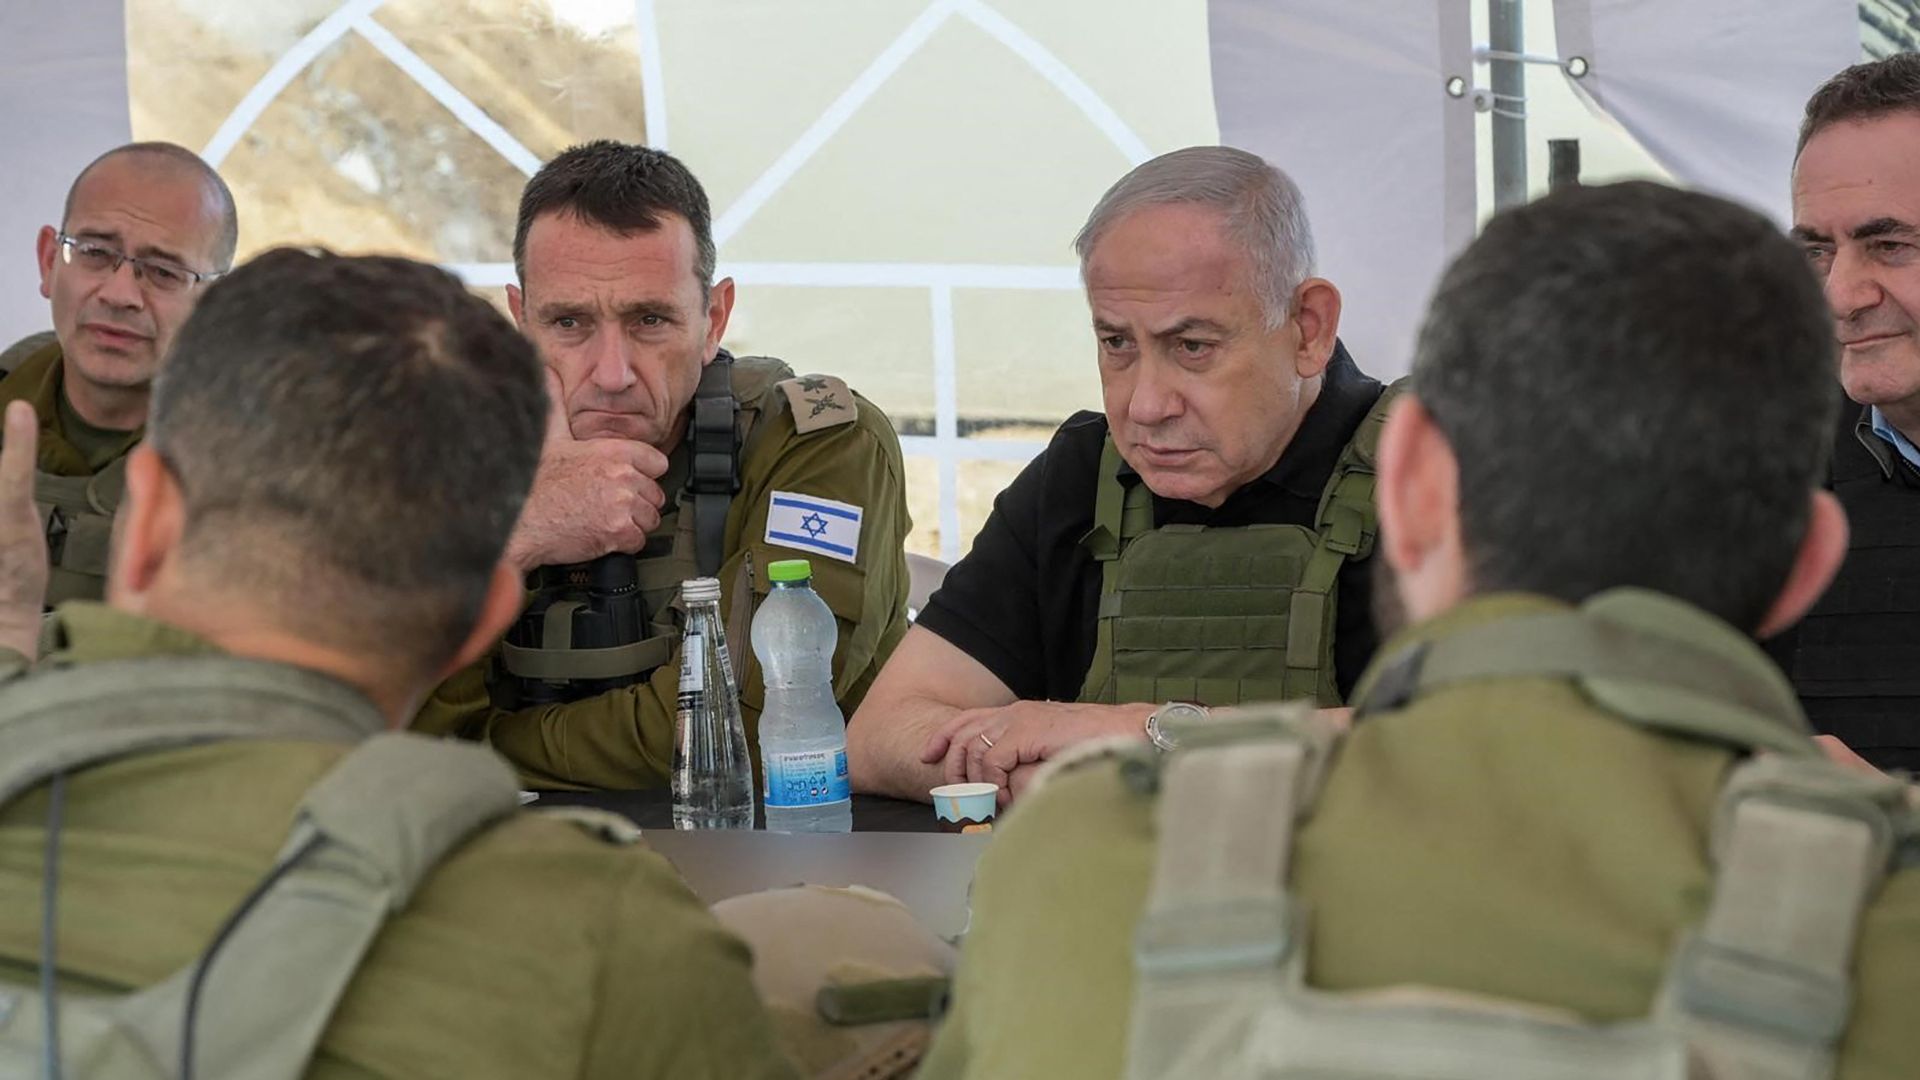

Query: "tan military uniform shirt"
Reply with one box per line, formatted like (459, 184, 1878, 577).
(919, 593, 1920, 1080)
(0, 603, 799, 1080)
(415, 375, 912, 790)
(0, 333, 142, 477)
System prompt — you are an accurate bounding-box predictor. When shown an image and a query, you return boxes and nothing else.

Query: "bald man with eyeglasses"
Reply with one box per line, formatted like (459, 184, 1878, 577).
(0, 141, 237, 603)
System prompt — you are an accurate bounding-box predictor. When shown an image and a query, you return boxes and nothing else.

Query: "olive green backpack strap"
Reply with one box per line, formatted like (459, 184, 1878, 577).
(1281, 380, 1402, 702)
(1077, 436, 1157, 704)
(1352, 593, 1813, 757)
(1653, 753, 1902, 1080)
(112, 733, 519, 1080)
(1125, 704, 1344, 1080)
(0, 732, 519, 1080)
(0, 658, 376, 806)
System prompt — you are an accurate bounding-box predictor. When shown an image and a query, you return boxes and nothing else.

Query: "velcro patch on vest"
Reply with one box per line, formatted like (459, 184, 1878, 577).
(778, 374, 858, 434)
(767, 491, 863, 564)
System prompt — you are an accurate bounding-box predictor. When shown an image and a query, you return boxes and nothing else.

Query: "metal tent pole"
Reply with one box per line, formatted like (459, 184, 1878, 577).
(1490, 0, 1528, 209)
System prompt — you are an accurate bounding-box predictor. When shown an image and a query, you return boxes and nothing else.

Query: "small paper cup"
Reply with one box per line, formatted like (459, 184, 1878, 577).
(930, 782, 998, 834)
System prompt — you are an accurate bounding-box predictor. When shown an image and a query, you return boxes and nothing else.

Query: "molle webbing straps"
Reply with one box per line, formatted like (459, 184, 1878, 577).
(35, 456, 126, 606)
(689, 352, 742, 579)
(1656, 754, 1901, 1080)
(1079, 382, 1399, 709)
(1126, 706, 1342, 1080)
(1282, 381, 1398, 702)
(1080, 437, 1157, 703)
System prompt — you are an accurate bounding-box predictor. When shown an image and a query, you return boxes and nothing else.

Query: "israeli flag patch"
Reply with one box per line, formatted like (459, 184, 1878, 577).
(766, 491, 863, 564)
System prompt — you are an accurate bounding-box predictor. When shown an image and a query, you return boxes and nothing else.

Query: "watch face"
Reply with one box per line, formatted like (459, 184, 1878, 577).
(1157, 702, 1209, 725)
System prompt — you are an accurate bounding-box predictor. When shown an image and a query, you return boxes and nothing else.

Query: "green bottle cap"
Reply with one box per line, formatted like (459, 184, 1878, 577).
(767, 559, 813, 583)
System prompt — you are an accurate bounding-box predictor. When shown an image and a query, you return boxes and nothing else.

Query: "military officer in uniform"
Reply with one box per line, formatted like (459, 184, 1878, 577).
(1777, 54, 1920, 773)
(0, 250, 798, 1078)
(848, 146, 1387, 805)
(919, 182, 1920, 1080)
(412, 141, 912, 790)
(0, 141, 236, 604)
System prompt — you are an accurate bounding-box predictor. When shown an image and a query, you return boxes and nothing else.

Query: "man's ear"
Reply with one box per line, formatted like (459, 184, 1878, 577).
(1290, 278, 1343, 380)
(107, 445, 188, 606)
(1756, 490, 1849, 639)
(36, 226, 57, 300)
(1375, 395, 1469, 622)
(702, 277, 736, 362)
(1375, 395, 1455, 574)
(436, 560, 525, 682)
(506, 283, 526, 329)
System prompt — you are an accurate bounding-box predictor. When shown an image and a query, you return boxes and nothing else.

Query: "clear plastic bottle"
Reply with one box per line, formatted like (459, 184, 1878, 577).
(753, 559, 853, 832)
(671, 577, 755, 829)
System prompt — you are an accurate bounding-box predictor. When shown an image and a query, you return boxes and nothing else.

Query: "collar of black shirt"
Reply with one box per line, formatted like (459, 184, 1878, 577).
(1116, 340, 1384, 527)
(1852, 405, 1920, 488)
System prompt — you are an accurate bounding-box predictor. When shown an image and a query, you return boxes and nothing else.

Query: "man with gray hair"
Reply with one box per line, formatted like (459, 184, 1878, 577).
(848, 146, 1389, 805)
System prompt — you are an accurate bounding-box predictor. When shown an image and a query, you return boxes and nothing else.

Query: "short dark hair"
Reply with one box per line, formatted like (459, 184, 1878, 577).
(1798, 53, 1920, 156)
(1411, 181, 1839, 633)
(149, 249, 546, 671)
(64, 142, 240, 269)
(512, 140, 715, 290)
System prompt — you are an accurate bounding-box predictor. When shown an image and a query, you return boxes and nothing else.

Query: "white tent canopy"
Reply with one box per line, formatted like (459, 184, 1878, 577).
(0, 0, 1872, 556)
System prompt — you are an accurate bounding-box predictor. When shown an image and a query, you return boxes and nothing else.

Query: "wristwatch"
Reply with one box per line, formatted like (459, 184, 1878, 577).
(1144, 701, 1210, 752)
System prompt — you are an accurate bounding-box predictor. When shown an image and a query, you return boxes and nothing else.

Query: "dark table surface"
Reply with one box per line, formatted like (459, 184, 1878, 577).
(531, 788, 942, 833)
(528, 789, 982, 935)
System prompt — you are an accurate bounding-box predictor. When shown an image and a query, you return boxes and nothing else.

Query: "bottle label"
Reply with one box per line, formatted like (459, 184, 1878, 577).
(764, 748, 851, 809)
(679, 632, 706, 696)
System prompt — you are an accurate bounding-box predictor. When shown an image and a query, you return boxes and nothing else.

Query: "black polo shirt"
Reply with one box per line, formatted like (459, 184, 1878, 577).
(919, 344, 1385, 702)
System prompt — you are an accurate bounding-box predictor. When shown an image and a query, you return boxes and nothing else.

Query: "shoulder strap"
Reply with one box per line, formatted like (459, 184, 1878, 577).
(0, 657, 379, 810)
(1352, 605, 1813, 756)
(1656, 753, 1902, 1080)
(1281, 380, 1402, 701)
(113, 733, 520, 1080)
(1126, 704, 1344, 1080)
(688, 353, 742, 578)
(774, 373, 859, 434)
(1077, 436, 1155, 702)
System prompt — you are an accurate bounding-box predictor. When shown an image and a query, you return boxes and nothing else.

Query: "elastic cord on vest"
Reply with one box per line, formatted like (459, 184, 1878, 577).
(177, 832, 325, 1080)
(39, 771, 65, 1080)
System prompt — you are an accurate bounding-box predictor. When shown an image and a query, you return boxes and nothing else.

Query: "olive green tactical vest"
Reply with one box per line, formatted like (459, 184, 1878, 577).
(1076, 383, 1401, 708)
(0, 333, 122, 606)
(496, 355, 794, 698)
(36, 461, 125, 606)
(0, 657, 522, 1080)
(1115, 591, 1917, 1080)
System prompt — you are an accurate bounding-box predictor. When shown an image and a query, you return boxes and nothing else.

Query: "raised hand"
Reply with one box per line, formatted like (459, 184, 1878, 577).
(0, 401, 47, 658)
(504, 370, 672, 572)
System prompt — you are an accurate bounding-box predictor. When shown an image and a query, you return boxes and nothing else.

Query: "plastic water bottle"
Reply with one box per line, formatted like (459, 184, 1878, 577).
(671, 577, 754, 829)
(753, 559, 852, 832)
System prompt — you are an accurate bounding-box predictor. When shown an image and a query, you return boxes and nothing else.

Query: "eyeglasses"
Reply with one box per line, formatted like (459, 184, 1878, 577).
(55, 233, 223, 295)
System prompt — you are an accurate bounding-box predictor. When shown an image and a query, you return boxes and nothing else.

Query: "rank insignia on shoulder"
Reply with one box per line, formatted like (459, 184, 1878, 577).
(778, 373, 858, 434)
(767, 490, 863, 564)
